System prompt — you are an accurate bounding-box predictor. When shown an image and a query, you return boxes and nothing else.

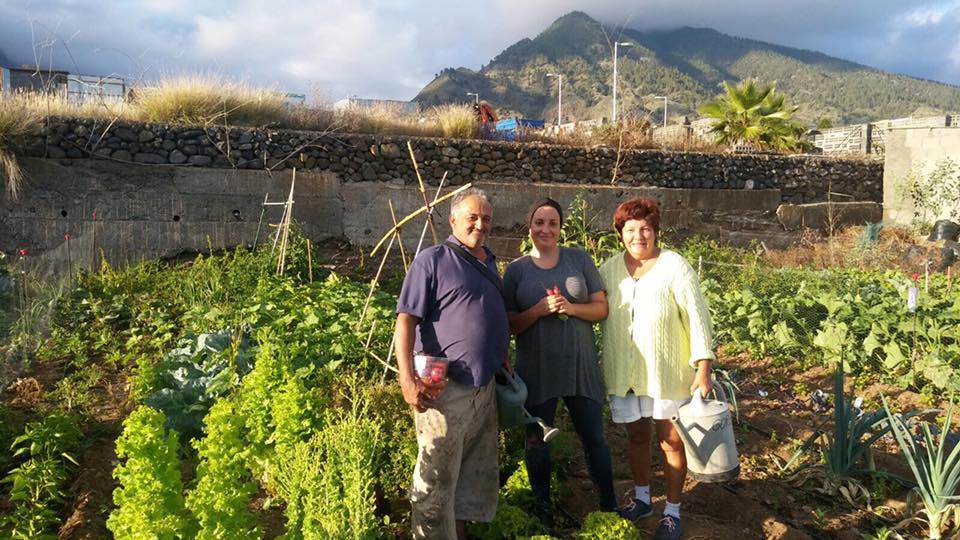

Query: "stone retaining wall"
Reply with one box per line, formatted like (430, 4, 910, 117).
(21, 118, 883, 204)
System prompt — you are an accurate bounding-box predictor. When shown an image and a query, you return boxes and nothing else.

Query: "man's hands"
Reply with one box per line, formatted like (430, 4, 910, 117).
(400, 372, 447, 413)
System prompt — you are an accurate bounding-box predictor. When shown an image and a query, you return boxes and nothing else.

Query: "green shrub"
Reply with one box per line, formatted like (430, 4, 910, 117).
(186, 397, 260, 539)
(301, 388, 384, 539)
(0, 409, 83, 539)
(107, 406, 194, 539)
(0, 457, 69, 539)
(576, 511, 639, 539)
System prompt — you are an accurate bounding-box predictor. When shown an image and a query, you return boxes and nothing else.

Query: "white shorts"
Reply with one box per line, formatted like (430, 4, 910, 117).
(609, 394, 689, 423)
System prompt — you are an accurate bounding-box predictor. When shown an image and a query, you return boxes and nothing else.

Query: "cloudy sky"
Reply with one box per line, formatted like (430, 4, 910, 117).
(1, 0, 959, 102)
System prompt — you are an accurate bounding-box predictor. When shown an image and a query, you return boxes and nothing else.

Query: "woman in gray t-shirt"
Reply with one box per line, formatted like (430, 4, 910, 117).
(503, 198, 618, 523)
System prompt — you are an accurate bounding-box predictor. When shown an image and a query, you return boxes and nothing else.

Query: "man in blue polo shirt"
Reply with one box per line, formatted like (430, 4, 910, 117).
(395, 187, 510, 539)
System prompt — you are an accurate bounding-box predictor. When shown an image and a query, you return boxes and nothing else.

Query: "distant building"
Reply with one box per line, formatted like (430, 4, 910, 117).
(333, 97, 419, 115)
(1, 65, 126, 103)
(0, 65, 68, 94)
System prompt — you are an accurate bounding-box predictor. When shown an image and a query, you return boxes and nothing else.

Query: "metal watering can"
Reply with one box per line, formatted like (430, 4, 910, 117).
(670, 386, 740, 482)
(494, 368, 559, 443)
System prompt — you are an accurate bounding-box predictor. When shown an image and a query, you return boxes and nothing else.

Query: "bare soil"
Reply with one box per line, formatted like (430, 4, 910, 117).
(549, 351, 954, 539)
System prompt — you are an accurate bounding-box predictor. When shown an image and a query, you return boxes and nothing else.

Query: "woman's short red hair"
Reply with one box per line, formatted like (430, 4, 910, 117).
(613, 197, 661, 235)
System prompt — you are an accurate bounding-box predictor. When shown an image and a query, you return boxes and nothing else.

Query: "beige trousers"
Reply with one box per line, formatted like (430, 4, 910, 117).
(409, 380, 498, 539)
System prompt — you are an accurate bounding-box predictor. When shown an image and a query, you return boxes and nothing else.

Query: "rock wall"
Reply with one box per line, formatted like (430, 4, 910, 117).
(23, 118, 883, 204)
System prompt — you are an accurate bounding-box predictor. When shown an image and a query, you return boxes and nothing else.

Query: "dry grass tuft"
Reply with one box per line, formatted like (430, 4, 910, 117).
(135, 74, 289, 127)
(434, 104, 477, 139)
(332, 102, 437, 137)
(0, 93, 45, 199)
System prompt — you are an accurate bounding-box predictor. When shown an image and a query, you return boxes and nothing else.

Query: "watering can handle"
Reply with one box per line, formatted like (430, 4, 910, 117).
(691, 381, 729, 405)
(498, 366, 522, 392)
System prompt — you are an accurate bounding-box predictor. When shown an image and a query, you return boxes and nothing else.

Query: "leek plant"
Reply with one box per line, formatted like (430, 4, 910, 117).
(883, 399, 960, 540)
(783, 364, 909, 507)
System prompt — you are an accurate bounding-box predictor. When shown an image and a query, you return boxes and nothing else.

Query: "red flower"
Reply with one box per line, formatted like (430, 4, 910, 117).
(911, 272, 920, 282)
(64, 233, 71, 241)
(18, 249, 28, 257)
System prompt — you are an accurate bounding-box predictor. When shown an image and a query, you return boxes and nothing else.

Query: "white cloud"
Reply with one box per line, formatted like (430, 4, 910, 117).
(0, 0, 958, 102)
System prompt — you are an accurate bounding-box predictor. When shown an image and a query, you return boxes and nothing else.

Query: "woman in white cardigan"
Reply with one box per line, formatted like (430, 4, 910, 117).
(599, 197, 716, 540)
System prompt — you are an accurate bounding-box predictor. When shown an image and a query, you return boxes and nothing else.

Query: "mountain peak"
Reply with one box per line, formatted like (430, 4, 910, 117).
(414, 16, 959, 125)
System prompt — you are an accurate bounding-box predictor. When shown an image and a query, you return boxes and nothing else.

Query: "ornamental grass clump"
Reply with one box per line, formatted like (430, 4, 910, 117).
(435, 103, 477, 139)
(883, 398, 960, 540)
(135, 74, 289, 126)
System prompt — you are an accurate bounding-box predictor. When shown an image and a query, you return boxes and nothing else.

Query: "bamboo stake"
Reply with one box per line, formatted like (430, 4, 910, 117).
(369, 181, 471, 257)
(356, 232, 396, 331)
(388, 199, 408, 272)
(276, 169, 297, 275)
(407, 140, 438, 245)
(414, 172, 448, 256)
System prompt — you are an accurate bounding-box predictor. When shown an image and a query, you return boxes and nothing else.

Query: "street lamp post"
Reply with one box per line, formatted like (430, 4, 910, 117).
(612, 41, 632, 123)
(546, 73, 562, 127)
(466, 92, 479, 104)
(653, 95, 668, 127)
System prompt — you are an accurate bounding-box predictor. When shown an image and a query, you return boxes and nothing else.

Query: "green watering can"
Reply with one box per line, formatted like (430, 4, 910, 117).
(495, 368, 559, 442)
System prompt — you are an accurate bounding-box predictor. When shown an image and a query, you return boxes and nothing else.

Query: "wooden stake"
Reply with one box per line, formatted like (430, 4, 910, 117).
(276, 169, 296, 275)
(306, 237, 314, 283)
(369, 182, 471, 257)
(407, 140, 438, 245)
(388, 199, 408, 272)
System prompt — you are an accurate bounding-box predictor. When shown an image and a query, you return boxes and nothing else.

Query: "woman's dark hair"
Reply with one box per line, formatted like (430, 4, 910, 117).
(525, 197, 564, 228)
(613, 197, 660, 235)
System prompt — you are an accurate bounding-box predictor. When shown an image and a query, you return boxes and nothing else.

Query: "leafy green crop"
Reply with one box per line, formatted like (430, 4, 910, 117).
(144, 328, 254, 441)
(576, 511, 640, 539)
(108, 406, 195, 539)
(467, 503, 547, 540)
(187, 396, 260, 539)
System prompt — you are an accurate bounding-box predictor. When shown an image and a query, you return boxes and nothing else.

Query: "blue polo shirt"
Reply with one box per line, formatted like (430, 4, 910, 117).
(396, 235, 510, 387)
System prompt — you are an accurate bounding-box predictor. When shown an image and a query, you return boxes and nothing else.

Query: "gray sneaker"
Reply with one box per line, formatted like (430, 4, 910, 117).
(653, 515, 682, 540)
(617, 497, 653, 521)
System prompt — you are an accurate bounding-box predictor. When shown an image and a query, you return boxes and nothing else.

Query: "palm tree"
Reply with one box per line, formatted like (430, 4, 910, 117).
(698, 79, 809, 151)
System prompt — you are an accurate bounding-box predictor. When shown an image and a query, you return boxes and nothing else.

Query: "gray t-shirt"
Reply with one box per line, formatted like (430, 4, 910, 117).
(503, 247, 606, 406)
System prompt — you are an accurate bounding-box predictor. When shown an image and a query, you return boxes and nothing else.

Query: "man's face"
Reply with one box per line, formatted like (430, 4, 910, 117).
(449, 196, 493, 251)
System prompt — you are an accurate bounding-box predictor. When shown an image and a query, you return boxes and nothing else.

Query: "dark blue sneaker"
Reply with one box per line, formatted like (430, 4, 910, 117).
(617, 497, 653, 521)
(653, 515, 682, 540)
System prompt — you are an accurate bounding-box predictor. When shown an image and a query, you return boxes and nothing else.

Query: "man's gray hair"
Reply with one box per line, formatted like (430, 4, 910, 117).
(450, 187, 491, 213)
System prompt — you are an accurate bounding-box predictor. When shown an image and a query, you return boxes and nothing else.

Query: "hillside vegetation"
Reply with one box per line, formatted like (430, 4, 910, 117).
(414, 11, 960, 125)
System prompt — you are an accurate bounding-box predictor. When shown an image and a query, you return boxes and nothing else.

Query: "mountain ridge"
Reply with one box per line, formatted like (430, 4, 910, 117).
(413, 12, 960, 125)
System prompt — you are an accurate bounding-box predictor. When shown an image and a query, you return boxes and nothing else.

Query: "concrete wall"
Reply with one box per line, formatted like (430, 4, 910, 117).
(1, 117, 893, 274)
(3, 157, 792, 276)
(882, 127, 960, 225)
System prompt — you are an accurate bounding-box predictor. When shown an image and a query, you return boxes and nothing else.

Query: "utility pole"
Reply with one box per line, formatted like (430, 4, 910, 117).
(546, 73, 562, 127)
(612, 42, 632, 123)
(654, 95, 668, 127)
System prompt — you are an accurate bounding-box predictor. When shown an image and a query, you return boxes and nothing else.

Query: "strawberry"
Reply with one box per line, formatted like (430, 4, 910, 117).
(547, 285, 568, 321)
